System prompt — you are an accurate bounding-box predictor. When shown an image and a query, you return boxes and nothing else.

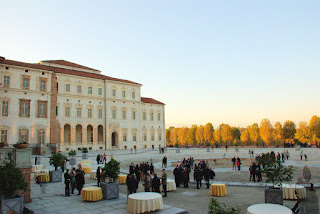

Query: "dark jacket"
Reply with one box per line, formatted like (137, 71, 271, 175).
(152, 176, 161, 188)
(75, 172, 85, 189)
(194, 168, 202, 181)
(64, 172, 71, 184)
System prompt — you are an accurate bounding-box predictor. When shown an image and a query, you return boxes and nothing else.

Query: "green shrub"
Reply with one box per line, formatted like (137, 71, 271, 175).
(68, 149, 77, 156)
(49, 152, 69, 171)
(0, 152, 29, 198)
(103, 158, 120, 182)
(208, 198, 242, 214)
(81, 147, 88, 153)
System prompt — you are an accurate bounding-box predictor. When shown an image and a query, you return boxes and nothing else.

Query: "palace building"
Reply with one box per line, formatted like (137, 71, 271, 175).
(0, 56, 165, 154)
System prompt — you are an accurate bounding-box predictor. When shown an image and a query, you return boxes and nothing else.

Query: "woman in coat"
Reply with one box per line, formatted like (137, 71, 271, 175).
(75, 169, 85, 195)
(70, 167, 76, 194)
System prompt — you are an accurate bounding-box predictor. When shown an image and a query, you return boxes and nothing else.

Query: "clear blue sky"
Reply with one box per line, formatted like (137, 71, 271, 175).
(1, 1, 320, 128)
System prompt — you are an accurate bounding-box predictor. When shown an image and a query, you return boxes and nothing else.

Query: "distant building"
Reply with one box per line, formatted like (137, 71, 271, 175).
(0, 57, 165, 154)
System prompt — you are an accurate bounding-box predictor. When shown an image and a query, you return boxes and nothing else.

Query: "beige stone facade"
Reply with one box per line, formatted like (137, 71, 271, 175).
(0, 57, 165, 154)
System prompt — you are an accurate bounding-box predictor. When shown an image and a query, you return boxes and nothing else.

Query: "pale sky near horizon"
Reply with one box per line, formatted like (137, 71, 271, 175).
(1, 1, 319, 129)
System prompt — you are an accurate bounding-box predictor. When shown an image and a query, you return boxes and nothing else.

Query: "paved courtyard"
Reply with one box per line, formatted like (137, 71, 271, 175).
(26, 147, 320, 213)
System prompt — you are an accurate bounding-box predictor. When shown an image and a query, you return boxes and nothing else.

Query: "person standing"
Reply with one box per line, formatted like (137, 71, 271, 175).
(96, 154, 100, 165)
(194, 166, 202, 189)
(300, 150, 303, 160)
(64, 169, 71, 196)
(70, 167, 76, 194)
(35, 156, 38, 165)
(231, 157, 236, 170)
(150, 163, 154, 174)
(182, 167, 189, 188)
(75, 169, 85, 195)
(144, 172, 151, 192)
(97, 167, 101, 187)
(203, 166, 210, 189)
(161, 169, 167, 197)
(61, 159, 65, 173)
(304, 153, 308, 161)
(286, 150, 289, 160)
(129, 163, 135, 175)
(152, 173, 161, 193)
(103, 153, 107, 163)
(236, 157, 241, 171)
(251, 162, 257, 182)
(173, 165, 180, 187)
(128, 174, 138, 194)
(303, 165, 312, 183)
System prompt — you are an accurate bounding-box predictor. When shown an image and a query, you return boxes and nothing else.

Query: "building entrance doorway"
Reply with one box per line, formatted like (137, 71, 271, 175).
(111, 132, 118, 147)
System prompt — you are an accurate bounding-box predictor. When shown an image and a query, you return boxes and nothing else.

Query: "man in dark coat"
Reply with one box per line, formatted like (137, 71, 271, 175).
(128, 174, 138, 194)
(152, 173, 161, 193)
(194, 166, 202, 189)
(251, 162, 257, 182)
(203, 166, 211, 189)
(182, 167, 190, 188)
(173, 165, 180, 187)
(150, 163, 154, 174)
(129, 163, 135, 175)
(64, 169, 71, 196)
(161, 169, 167, 197)
(75, 169, 85, 195)
(97, 167, 101, 187)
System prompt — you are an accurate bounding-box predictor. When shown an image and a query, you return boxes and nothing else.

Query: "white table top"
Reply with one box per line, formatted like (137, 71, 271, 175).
(129, 192, 162, 200)
(282, 184, 304, 189)
(247, 203, 292, 214)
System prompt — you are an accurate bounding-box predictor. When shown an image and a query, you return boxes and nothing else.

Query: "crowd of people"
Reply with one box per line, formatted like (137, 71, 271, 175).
(173, 158, 215, 189)
(249, 162, 262, 182)
(127, 162, 168, 197)
(231, 156, 242, 170)
(63, 167, 86, 196)
(96, 153, 107, 164)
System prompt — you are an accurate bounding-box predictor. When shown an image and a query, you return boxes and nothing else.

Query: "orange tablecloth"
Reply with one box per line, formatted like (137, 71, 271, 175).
(34, 172, 50, 182)
(118, 174, 127, 184)
(210, 184, 227, 196)
(82, 187, 103, 201)
(83, 166, 91, 174)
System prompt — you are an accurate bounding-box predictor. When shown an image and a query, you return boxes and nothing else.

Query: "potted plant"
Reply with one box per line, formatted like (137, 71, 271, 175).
(81, 147, 88, 160)
(0, 142, 8, 148)
(0, 152, 28, 214)
(68, 149, 77, 165)
(13, 141, 29, 149)
(258, 153, 295, 205)
(208, 198, 241, 214)
(101, 158, 120, 200)
(49, 152, 69, 182)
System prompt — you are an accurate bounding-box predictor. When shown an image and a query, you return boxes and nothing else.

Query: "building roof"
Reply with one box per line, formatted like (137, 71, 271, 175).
(141, 97, 165, 105)
(1, 58, 141, 86)
(40, 60, 100, 72)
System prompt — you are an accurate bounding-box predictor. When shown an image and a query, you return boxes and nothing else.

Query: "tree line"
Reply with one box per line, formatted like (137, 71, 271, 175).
(166, 115, 320, 146)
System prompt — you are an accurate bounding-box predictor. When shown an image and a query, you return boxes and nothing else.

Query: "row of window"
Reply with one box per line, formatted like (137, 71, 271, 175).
(122, 132, 162, 142)
(0, 100, 47, 118)
(65, 83, 103, 96)
(64, 84, 137, 99)
(2, 75, 136, 100)
(2, 75, 47, 91)
(111, 109, 161, 121)
(0, 129, 45, 144)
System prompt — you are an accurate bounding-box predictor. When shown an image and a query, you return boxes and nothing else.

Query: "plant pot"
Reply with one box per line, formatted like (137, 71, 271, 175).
(82, 153, 88, 160)
(100, 182, 119, 200)
(0, 195, 24, 214)
(69, 157, 76, 165)
(265, 186, 283, 205)
(49, 170, 62, 182)
(0, 143, 8, 148)
(13, 144, 29, 149)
